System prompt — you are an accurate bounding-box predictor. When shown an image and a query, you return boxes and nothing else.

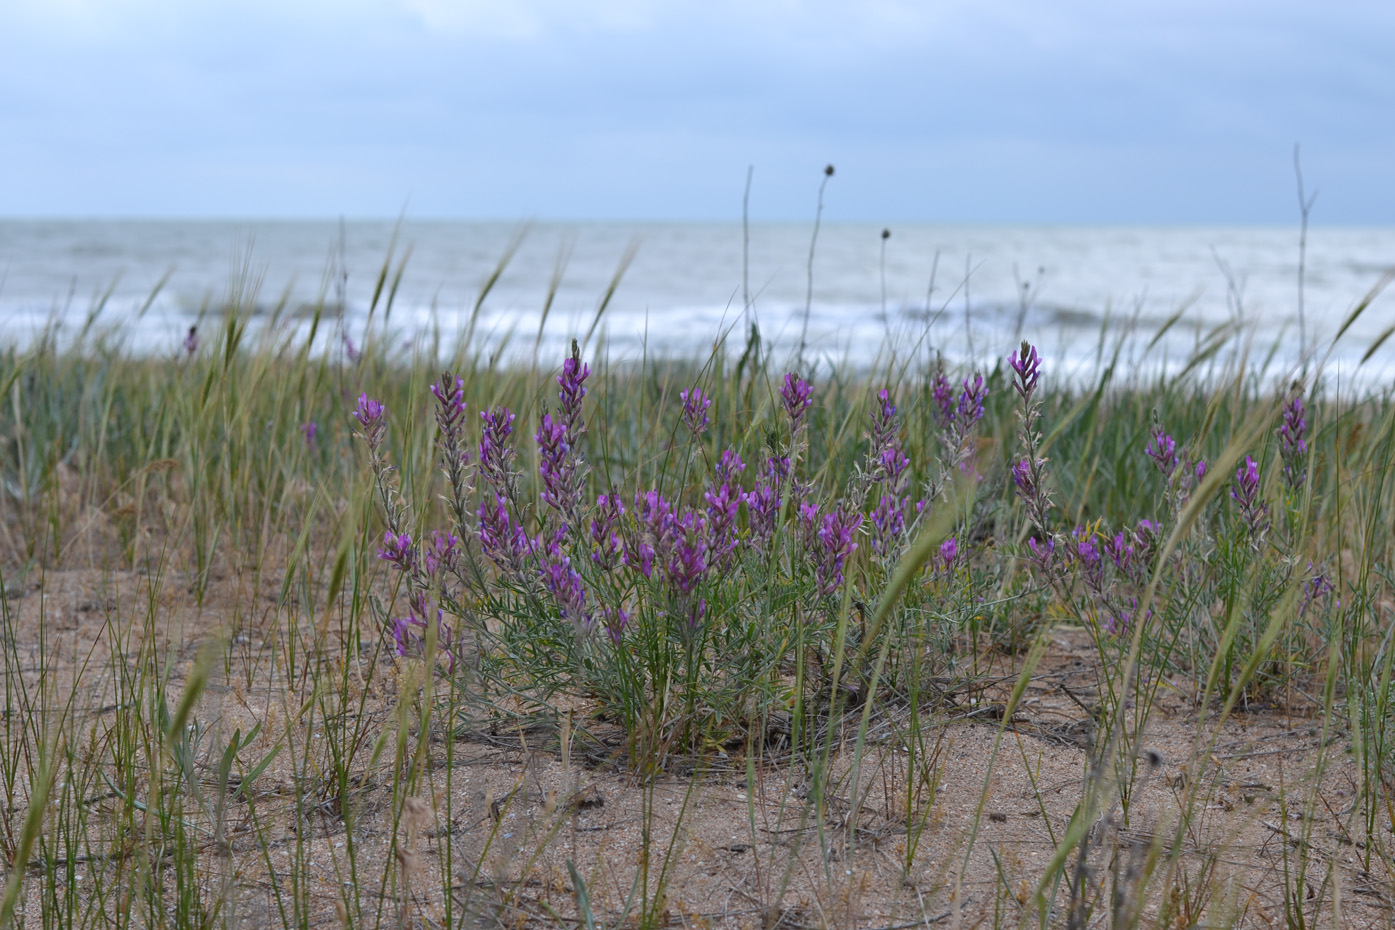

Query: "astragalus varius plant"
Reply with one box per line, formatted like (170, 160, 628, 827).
(1006, 347, 1339, 707)
(353, 342, 998, 764)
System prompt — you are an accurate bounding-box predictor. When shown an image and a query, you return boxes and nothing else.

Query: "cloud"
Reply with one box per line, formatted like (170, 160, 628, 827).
(0, 0, 1391, 220)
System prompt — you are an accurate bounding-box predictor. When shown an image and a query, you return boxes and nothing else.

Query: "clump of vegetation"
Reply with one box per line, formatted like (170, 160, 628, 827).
(1, 256, 1392, 928)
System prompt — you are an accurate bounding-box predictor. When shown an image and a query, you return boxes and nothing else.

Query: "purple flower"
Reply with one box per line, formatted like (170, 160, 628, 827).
(868, 388, 899, 461)
(704, 481, 744, 566)
(352, 394, 387, 447)
(478, 494, 535, 570)
(536, 413, 575, 517)
(556, 349, 590, 426)
(1299, 564, 1336, 618)
(424, 530, 460, 576)
(931, 369, 957, 427)
(1279, 392, 1308, 490)
(478, 406, 517, 489)
(430, 373, 467, 432)
(1145, 426, 1178, 477)
(343, 334, 361, 363)
(1069, 526, 1104, 591)
(391, 607, 456, 662)
(300, 421, 318, 445)
(686, 597, 707, 628)
(627, 490, 676, 578)
(590, 492, 625, 570)
(183, 326, 198, 357)
(870, 494, 907, 555)
(957, 374, 987, 428)
(780, 373, 814, 429)
(715, 449, 746, 481)
(680, 387, 712, 435)
(1230, 456, 1261, 506)
(797, 499, 821, 550)
(602, 607, 630, 644)
(391, 614, 424, 657)
(1229, 455, 1269, 540)
(1011, 458, 1036, 498)
(1104, 531, 1134, 574)
(877, 446, 910, 484)
(746, 484, 780, 545)
(1104, 598, 1150, 636)
(1195, 460, 1208, 481)
(665, 512, 709, 597)
(1027, 536, 1056, 573)
(543, 544, 589, 630)
(939, 536, 959, 572)
(747, 456, 792, 545)
(1009, 342, 1042, 401)
(815, 507, 863, 595)
(377, 530, 414, 571)
(875, 388, 896, 423)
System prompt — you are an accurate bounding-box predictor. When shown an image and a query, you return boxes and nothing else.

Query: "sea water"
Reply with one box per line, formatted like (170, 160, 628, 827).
(1, 220, 1393, 382)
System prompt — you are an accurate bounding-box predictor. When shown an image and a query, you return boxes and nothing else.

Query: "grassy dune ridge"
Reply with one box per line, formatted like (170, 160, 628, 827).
(2, 275, 1395, 929)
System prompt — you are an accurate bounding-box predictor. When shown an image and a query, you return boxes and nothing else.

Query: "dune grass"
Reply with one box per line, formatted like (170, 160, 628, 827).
(1, 258, 1394, 929)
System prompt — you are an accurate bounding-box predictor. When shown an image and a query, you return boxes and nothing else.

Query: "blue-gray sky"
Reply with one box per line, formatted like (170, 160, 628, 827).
(1, 0, 1392, 223)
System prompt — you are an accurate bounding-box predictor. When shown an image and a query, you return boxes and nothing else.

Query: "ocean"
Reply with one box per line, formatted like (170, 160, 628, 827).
(2, 220, 1393, 381)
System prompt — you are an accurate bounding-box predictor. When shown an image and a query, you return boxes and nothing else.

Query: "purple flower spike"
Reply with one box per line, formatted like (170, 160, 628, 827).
(1279, 391, 1308, 490)
(1069, 527, 1105, 592)
(1231, 456, 1260, 502)
(868, 388, 898, 458)
(780, 373, 814, 429)
(931, 370, 957, 427)
(957, 374, 987, 428)
(939, 536, 959, 572)
(871, 494, 907, 554)
(377, 530, 414, 571)
(876, 447, 908, 484)
(536, 413, 574, 511)
(815, 507, 863, 595)
(680, 387, 712, 435)
(391, 614, 425, 657)
(1011, 458, 1035, 498)
(704, 481, 744, 567)
(627, 490, 675, 578)
(430, 373, 467, 429)
(478, 406, 517, 487)
(1009, 342, 1042, 401)
(666, 512, 709, 597)
(343, 334, 361, 363)
(1145, 426, 1178, 477)
(797, 499, 821, 550)
(352, 394, 387, 447)
(478, 494, 535, 570)
(557, 349, 591, 424)
(1229, 455, 1269, 540)
(715, 449, 746, 481)
(300, 421, 318, 445)
(424, 530, 460, 576)
(183, 326, 198, 357)
(1104, 598, 1151, 637)
(590, 492, 625, 570)
(1299, 564, 1335, 618)
(543, 543, 590, 630)
(1027, 536, 1056, 573)
(389, 605, 457, 667)
(746, 456, 792, 546)
(602, 607, 630, 644)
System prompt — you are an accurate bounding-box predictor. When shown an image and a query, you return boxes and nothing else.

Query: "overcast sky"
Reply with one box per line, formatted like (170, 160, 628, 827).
(1, 0, 1392, 223)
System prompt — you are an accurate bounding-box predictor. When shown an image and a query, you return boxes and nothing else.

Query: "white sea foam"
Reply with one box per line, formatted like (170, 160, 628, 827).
(1, 220, 1392, 383)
